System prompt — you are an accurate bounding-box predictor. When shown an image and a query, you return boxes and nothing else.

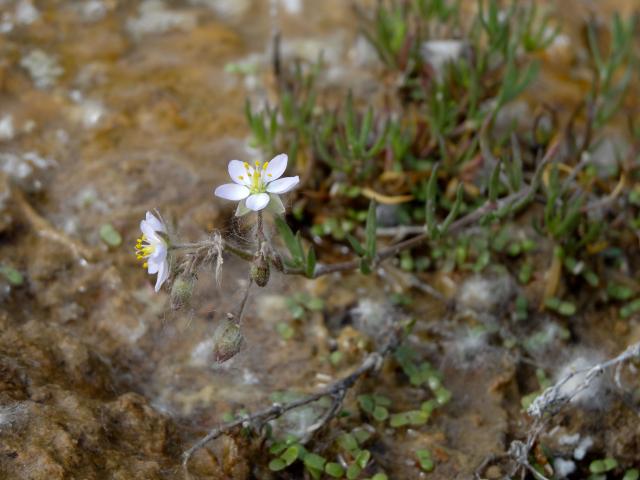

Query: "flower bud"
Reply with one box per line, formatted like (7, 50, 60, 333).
(250, 253, 270, 287)
(170, 274, 195, 311)
(212, 318, 244, 363)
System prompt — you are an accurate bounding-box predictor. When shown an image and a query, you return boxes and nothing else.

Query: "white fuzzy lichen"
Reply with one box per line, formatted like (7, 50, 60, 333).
(188, 0, 251, 19)
(421, 40, 465, 78)
(78, 0, 108, 22)
(555, 355, 605, 407)
(20, 50, 64, 89)
(573, 436, 593, 461)
(126, 0, 197, 38)
(190, 338, 216, 367)
(0, 151, 54, 191)
(558, 433, 580, 446)
(351, 298, 394, 340)
(553, 458, 576, 478)
(0, 115, 14, 141)
(15, 0, 39, 24)
(457, 274, 514, 314)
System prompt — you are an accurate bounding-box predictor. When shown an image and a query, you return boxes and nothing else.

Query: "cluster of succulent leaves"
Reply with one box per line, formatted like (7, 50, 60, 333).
(265, 390, 385, 478)
(392, 344, 452, 410)
(277, 293, 325, 340)
(527, 451, 638, 480)
(532, 452, 638, 480)
(244, 1, 640, 322)
(264, 345, 449, 478)
(268, 433, 383, 479)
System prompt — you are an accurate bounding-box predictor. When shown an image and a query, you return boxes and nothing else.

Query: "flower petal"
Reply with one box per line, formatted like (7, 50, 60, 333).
(245, 193, 270, 211)
(214, 183, 250, 201)
(228, 160, 252, 186)
(147, 257, 160, 274)
(263, 153, 288, 181)
(154, 260, 169, 292)
(145, 211, 166, 233)
(149, 243, 167, 263)
(140, 220, 157, 239)
(140, 223, 162, 245)
(266, 175, 299, 194)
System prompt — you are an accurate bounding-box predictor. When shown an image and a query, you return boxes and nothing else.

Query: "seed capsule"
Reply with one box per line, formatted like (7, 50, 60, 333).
(212, 318, 244, 363)
(250, 253, 270, 287)
(170, 274, 195, 311)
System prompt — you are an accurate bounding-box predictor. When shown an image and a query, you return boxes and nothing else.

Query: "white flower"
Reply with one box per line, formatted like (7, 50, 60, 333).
(135, 211, 169, 292)
(214, 153, 299, 215)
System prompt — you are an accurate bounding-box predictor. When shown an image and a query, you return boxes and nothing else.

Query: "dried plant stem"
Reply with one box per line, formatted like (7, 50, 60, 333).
(376, 225, 426, 238)
(527, 341, 640, 418)
(182, 327, 401, 479)
(476, 342, 640, 479)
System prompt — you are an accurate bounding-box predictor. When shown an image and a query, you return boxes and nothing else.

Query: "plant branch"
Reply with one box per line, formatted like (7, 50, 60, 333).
(527, 341, 640, 419)
(476, 341, 640, 479)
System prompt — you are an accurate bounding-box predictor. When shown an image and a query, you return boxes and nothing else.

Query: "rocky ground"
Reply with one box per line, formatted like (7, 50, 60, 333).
(0, 1, 638, 479)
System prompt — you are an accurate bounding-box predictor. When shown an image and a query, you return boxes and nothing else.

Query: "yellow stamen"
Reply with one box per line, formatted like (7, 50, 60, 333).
(268, 174, 272, 177)
(243, 162, 249, 170)
(263, 162, 269, 170)
(255, 160, 260, 167)
(238, 175, 244, 180)
(143, 262, 148, 268)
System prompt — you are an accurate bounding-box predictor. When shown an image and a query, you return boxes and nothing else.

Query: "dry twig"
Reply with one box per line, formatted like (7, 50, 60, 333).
(475, 342, 640, 479)
(182, 325, 401, 479)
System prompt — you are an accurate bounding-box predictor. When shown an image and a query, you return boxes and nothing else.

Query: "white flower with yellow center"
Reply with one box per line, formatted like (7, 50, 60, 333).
(135, 211, 169, 292)
(214, 153, 299, 216)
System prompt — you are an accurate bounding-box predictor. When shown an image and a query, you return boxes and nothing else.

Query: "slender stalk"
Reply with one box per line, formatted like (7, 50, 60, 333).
(234, 280, 253, 326)
(256, 210, 266, 243)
